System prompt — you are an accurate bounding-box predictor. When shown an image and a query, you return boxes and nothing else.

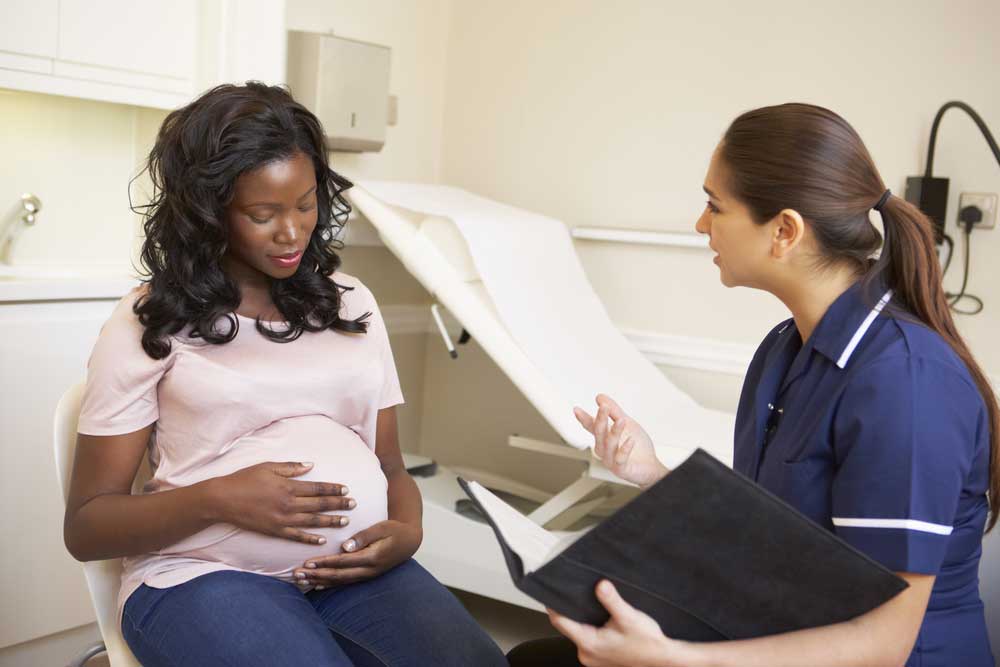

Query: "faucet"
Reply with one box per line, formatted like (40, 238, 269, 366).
(0, 194, 41, 263)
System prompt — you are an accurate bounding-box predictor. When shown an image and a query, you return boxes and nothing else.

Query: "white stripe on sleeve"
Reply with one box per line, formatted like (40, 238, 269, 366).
(832, 517, 953, 536)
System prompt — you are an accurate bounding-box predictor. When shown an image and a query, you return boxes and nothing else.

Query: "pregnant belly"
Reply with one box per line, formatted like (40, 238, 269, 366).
(157, 415, 388, 581)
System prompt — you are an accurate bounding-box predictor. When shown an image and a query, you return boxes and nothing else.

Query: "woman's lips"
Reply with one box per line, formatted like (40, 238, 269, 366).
(269, 250, 303, 268)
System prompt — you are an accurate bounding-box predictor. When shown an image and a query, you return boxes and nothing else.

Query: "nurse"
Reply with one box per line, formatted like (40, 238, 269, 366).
(510, 103, 996, 667)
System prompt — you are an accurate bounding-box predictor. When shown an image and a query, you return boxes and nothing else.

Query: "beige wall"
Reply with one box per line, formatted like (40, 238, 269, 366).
(441, 0, 1000, 376)
(285, 0, 451, 184)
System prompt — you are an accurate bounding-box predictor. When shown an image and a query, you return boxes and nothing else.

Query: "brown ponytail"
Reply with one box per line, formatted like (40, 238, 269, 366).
(721, 103, 1000, 531)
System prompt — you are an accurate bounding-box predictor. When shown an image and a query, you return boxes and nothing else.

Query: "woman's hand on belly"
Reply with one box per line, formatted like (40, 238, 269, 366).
(204, 461, 357, 545)
(293, 519, 422, 588)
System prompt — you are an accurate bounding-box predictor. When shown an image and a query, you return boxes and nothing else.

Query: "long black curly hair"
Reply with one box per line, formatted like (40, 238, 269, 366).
(131, 82, 369, 359)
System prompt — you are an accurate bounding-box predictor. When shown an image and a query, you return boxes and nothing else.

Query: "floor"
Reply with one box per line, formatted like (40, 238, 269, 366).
(451, 589, 559, 655)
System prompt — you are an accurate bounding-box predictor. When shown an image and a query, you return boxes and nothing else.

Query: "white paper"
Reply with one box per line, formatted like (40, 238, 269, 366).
(466, 481, 566, 573)
(359, 182, 734, 467)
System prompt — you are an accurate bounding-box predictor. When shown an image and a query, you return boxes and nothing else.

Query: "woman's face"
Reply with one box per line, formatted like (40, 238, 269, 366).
(222, 150, 319, 286)
(694, 148, 775, 289)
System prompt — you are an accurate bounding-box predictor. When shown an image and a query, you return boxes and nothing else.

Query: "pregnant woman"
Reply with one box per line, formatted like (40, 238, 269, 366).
(63, 82, 507, 667)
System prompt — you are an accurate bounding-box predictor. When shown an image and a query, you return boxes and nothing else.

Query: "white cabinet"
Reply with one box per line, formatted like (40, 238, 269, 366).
(0, 0, 197, 108)
(0, 0, 287, 110)
(0, 0, 58, 60)
(56, 0, 197, 94)
(0, 298, 120, 648)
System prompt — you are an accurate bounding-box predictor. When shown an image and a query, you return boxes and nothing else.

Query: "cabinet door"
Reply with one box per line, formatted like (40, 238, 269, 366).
(0, 300, 117, 648)
(58, 0, 196, 82)
(0, 0, 58, 59)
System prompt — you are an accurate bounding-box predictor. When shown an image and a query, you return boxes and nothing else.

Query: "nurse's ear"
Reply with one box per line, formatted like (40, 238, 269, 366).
(768, 208, 807, 261)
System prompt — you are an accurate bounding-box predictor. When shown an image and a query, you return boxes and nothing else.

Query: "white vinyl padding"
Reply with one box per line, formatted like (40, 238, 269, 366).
(349, 183, 734, 469)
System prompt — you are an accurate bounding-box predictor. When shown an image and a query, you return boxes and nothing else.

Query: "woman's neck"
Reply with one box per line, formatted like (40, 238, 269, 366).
(774, 264, 861, 344)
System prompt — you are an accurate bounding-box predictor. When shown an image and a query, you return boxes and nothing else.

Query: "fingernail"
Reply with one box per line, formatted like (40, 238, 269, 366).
(347, 499, 357, 509)
(317, 537, 326, 545)
(341, 486, 350, 495)
(344, 539, 356, 552)
(316, 586, 326, 591)
(307, 562, 317, 569)
(295, 572, 306, 579)
(339, 517, 348, 526)
(302, 462, 313, 467)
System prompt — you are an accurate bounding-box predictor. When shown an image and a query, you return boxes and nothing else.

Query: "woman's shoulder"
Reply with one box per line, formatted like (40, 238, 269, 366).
(100, 284, 150, 338)
(328, 271, 380, 319)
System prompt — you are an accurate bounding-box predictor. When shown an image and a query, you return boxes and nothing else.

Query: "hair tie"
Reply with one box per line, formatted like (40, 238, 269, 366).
(873, 189, 892, 212)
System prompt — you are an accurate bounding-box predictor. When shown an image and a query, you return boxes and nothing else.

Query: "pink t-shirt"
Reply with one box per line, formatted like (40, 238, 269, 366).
(77, 272, 404, 623)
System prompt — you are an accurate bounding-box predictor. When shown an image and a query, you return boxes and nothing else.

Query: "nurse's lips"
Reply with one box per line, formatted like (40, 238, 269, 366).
(269, 250, 303, 268)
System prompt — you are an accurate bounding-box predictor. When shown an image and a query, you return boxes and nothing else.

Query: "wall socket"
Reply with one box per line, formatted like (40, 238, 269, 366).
(958, 192, 998, 230)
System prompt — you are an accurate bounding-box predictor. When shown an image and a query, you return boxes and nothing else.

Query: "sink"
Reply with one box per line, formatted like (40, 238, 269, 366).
(0, 264, 137, 280)
(0, 264, 140, 301)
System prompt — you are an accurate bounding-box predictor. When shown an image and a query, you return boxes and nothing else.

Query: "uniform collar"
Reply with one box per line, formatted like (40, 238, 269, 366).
(810, 280, 894, 370)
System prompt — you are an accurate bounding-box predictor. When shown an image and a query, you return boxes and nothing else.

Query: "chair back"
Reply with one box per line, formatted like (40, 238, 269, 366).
(54, 382, 143, 667)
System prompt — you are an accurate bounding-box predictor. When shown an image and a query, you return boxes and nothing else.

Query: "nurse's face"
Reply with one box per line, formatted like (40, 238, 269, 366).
(694, 148, 775, 289)
(222, 151, 319, 286)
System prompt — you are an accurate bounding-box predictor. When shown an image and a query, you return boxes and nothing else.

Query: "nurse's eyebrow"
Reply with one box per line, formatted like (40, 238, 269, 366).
(702, 185, 720, 200)
(245, 186, 318, 208)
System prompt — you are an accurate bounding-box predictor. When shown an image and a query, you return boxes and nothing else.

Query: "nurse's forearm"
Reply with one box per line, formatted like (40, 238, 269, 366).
(674, 572, 932, 667)
(676, 619, 895, 667)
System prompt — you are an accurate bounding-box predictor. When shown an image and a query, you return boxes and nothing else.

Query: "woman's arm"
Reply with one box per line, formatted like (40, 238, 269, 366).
(64, 427, 355, 561)
(378, 406, 423, 530)
(550, 573, 932, 667)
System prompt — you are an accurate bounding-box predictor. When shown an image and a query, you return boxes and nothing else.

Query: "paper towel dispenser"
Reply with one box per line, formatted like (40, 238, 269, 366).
(286, 31, 392, 153)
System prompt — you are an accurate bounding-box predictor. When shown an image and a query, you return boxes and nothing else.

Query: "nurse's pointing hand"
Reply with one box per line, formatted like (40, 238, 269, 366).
(574, 394, 669, 489)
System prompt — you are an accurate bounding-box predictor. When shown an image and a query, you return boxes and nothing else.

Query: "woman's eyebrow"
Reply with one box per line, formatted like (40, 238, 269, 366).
(244, 186, 318, 208)
(702, 185, 720, 200)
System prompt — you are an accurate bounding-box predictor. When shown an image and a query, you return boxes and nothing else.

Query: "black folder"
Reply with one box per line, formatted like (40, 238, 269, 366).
(458, 448, 908, 640)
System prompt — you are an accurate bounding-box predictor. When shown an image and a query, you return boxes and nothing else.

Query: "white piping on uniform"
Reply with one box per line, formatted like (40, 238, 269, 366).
(836, 289, 894, 369)
(832, 517, 953, 536)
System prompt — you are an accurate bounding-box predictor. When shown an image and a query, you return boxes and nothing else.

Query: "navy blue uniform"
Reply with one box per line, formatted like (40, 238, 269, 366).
(734, 282, 993, 666)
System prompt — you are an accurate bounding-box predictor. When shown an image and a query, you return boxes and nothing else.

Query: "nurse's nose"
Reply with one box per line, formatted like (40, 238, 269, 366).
(695, 207, 711, 236)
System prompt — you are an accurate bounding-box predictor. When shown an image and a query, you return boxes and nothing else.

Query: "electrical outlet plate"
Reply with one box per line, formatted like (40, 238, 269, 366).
(958, 192, 998, 230)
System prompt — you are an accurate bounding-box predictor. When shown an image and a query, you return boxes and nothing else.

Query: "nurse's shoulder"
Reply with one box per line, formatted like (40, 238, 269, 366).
(836, 313, 989, 469)
(857, 313, 984, 405)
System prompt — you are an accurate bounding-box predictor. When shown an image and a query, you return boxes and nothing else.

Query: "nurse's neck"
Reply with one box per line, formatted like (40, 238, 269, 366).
(773, 263, 861, 345)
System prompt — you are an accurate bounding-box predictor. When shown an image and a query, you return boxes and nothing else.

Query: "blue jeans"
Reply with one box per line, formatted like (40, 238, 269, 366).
(121, 559, 508, 666)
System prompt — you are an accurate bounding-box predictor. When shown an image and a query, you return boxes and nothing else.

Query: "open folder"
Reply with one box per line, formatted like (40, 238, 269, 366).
(458, 449, 908, 640)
